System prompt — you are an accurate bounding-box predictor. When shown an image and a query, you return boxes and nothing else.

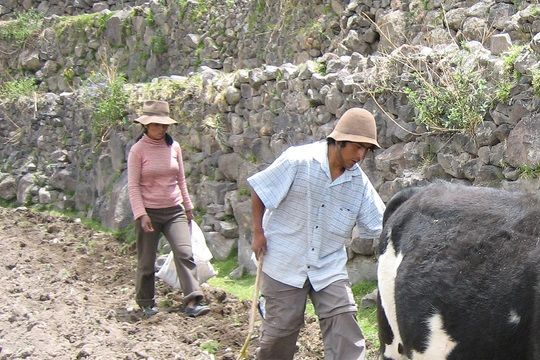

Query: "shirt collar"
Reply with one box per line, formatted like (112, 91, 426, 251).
(312, 141, 361, 184)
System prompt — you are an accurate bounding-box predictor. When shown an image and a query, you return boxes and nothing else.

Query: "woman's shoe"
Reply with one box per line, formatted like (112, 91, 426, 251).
(141, 305, 159, 317)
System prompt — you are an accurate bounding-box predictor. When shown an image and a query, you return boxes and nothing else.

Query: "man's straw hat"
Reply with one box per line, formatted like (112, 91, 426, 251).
(327, 108, 380, 148)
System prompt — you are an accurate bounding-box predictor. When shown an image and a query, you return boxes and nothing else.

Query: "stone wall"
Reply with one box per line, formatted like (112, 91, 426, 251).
(1, 0, 540, 279)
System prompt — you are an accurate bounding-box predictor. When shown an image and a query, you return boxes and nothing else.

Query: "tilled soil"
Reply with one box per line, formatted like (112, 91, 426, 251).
(0, 206, 327, 360)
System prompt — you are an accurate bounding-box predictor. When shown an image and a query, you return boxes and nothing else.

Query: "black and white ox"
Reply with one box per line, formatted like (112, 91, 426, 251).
(377, 182, 540, 360)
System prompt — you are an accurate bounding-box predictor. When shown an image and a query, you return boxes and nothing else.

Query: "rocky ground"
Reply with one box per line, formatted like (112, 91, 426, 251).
(0, 206, 380, 359)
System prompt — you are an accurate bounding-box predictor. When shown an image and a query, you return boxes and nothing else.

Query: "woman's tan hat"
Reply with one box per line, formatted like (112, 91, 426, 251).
(327, 107, 380, 148)
(134, 100, 177, 125)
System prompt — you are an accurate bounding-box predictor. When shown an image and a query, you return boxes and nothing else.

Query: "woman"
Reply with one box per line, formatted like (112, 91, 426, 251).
(127, 99, 210, 317)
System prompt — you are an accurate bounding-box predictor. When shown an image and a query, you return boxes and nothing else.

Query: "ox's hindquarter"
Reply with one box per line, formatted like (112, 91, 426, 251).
(378, 184, 540, 360)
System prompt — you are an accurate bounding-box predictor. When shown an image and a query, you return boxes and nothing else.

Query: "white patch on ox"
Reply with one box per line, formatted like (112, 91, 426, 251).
(411, 313, 457, 360)
(508, 309, 521, 325)
(377, 229, 406, 360)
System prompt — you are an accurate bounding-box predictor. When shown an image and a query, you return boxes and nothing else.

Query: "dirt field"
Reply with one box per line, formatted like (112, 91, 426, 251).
(0, 206, 333, 359)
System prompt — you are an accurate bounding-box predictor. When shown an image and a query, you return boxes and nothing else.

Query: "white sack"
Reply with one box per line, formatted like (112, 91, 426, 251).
(156, 221, 216, 288)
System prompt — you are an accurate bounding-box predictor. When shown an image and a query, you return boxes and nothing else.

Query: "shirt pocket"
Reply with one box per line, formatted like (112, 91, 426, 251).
(320, 206, 356, 257)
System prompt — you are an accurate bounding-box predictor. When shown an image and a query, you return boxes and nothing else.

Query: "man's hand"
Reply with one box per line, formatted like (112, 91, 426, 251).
(140, 214, 154, 232)
(252, 231, 267, 260)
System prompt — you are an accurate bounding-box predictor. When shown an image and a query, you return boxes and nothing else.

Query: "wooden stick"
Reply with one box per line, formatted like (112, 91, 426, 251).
(237, 256, 264, 360)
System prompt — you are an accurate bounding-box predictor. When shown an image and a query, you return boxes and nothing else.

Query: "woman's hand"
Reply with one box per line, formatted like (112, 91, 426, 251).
(185, 209, 193, 223)
(140, 214, 154, 232)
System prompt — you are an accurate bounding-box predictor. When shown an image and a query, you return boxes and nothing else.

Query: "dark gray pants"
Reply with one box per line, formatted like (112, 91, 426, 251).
(135, 205, 203, 307)
(257, 273, 365, 360)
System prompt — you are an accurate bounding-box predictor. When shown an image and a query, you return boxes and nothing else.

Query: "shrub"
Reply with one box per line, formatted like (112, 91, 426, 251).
(405, 67, 492, 132)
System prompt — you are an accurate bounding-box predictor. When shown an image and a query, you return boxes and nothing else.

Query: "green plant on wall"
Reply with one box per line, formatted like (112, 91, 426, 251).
(502, 45, 523, 80)
(404, 63, 492, 133)
(0, 77, 37, 101)
(203, 113, 230, 150)
(151, 35, 168, 54)
(145, 8, 156, 26)
(531, 68, 540, 97)
(81, 58, 130, 142)
(63, 67, 76, 84)
(0, 10, 44, 44)
(53, 12, 113, 37)
(518, 163, 540, 179)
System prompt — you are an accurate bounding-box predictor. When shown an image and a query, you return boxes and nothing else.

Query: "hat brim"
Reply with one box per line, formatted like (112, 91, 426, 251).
(134, 115, 177, 125)
(327, 130, 380, 148)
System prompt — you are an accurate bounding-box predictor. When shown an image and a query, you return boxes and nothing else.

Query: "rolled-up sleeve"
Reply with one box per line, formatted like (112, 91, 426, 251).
(356, 183, 385, 238)
(247, 149, 297, 210)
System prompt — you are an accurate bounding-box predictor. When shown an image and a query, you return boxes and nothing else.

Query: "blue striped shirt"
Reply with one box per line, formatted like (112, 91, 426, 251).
(248, 141, 385, 291)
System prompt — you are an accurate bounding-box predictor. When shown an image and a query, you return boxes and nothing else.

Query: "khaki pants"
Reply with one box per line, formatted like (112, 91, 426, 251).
(257, 273, 365, 360)
(135, 205, 203, 307)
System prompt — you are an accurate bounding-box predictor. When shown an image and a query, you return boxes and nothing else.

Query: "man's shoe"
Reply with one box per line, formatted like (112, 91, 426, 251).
(185, 303, 210, 317)
(141, 305, 159, 317)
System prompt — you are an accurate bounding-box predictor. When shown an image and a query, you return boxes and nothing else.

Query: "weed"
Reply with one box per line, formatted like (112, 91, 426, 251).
(151, 35, 168, 54)
(502, 45, 523, 80)
(245, 153, 258, 163)
(495, 79, 514, 104)
(193, 207, 207, 225)
(203, 114, 230, 150)
(0, 77, 37, 101)
(81, 57, 130, 142)
(518, 163, 540, 178)
(114, 223, 137, 248)
(238, 187, 251, 198)
(419, 149, 437, 170)
(145, 8, 155, 26)
(158, 298, 174, 308)
(313, 60, 327, 75)
(0, 10, 44, 44)
(531, 68, 540, 97)
(63, 67, 76, 83)
(200, 340, 220, 354)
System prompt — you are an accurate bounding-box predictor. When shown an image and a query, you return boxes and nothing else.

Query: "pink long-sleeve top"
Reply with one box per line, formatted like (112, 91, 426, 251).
(127, 134, 194, 220)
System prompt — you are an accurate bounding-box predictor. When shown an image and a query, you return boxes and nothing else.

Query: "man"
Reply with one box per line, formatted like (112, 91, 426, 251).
(248, 108, 385, 360)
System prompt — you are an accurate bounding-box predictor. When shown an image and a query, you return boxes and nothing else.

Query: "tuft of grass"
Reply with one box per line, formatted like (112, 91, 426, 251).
(114, 223, 137, 249)
(53, 12, 112, 37)
(208, 253, 255, 300)
(0, 199, 16, 208)
(352, 280, 379, 354)
(0, 77, 37, 101)
(0, 10, 44, 43)
(518, 163, 540, 179)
